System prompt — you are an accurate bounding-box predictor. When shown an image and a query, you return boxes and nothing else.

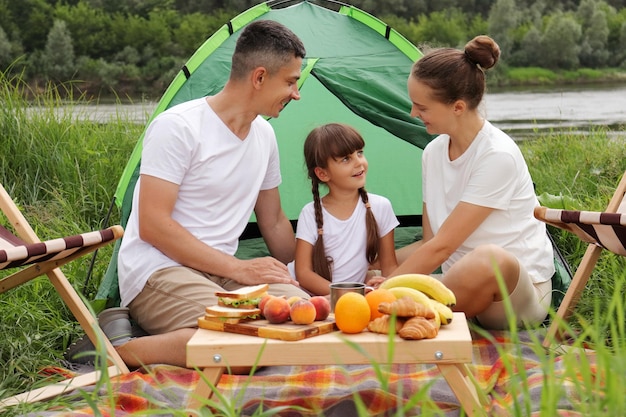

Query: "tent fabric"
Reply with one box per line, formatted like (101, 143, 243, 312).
(96, 0, 433, 306)
(113, 0, 432, 222)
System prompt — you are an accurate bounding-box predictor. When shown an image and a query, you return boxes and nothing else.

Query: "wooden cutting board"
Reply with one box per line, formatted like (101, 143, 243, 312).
(198, 317, 337, 341)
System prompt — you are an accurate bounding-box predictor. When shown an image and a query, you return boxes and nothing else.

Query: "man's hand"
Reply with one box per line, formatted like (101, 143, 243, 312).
(231, 257, 298, 286)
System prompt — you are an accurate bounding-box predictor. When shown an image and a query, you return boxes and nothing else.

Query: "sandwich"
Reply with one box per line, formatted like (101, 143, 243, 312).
(202, 284, 269, 324)
(215, 283, 268, 309)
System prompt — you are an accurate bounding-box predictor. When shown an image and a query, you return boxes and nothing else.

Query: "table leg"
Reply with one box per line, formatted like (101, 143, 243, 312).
(438, 363, 487, 417)
(186, 367, 224, 417)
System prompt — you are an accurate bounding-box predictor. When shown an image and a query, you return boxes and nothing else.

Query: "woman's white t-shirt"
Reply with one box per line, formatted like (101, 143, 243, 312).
(289, 193, 399, 283)
(422, 120, 554, 283)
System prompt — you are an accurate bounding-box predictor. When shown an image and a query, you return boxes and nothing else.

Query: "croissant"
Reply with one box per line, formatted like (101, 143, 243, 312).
(378, 296, 436, 319)
(398, 316, 438, 340)
(367, 314, 405, 334)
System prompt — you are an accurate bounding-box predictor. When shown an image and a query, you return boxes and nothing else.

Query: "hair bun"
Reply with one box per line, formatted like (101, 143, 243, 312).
(464, 35, 500, 70)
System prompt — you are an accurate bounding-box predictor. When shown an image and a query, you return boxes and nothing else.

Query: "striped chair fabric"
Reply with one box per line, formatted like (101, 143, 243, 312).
(535, 206, 626, 257)
(0, 226, 121, 270)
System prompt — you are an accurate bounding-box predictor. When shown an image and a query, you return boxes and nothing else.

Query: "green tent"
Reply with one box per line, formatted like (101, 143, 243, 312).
(96, 0, 434, 307)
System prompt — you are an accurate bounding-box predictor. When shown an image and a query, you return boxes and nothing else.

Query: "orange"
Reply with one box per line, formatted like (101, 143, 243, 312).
(365, 288, 397, 321)
(334, 292, 371, 334)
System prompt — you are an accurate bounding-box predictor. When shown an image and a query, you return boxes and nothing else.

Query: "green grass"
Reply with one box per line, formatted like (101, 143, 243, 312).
(1, 74, 626, 415)
(501, 66, 626, 86)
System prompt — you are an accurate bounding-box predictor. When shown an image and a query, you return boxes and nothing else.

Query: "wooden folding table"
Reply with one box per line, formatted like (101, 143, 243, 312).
(186, 312, 487, 416)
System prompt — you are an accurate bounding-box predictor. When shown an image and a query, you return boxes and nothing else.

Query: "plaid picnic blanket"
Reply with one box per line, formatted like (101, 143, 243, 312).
(25, 329, 590, 416)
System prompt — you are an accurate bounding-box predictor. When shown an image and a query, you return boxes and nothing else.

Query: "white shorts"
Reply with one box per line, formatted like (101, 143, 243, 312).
(476, 266, 552, 330)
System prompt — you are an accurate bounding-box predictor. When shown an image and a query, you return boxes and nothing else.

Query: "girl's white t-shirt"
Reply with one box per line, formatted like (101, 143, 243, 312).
(289, 193, 399, 283)
(118, 98, 281, 306)
(422, 120, 554, 283)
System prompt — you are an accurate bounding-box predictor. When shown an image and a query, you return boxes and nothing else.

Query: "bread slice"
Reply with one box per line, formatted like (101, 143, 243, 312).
(202, 316, 246, 324)
(205, 304, 261, 318)
(214, 283, 269, 300)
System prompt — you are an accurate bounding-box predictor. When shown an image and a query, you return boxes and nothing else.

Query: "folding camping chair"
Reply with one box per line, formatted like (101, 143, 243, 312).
(534, 171, 626, 348)
(0, 183, 130, 408)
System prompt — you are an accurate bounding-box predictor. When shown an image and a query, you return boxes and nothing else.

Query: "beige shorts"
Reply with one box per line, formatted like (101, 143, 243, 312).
(128, 266, 309, 334)
(476, 266, 552, 330)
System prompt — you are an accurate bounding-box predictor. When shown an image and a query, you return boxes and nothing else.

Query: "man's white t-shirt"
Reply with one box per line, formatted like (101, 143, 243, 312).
(118, 97, 281, 307)
(422, 120, 554, 283)
(289, 193, 399, 283)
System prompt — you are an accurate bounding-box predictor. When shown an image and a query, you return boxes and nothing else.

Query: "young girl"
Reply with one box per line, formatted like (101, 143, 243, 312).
(290, 123, 399, 296)
(391, 35, 554, 329)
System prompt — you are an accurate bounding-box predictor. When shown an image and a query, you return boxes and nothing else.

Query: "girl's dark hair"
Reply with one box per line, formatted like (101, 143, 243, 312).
(411, 35, 500, 109)
(302, 123, 381, 282)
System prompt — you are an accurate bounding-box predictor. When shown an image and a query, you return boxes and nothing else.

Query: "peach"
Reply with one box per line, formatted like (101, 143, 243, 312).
(290, 299, 316, 325)
(310, 296, 331, 321)
(287, 295, 302, 306)
(259, 294, 275, 314)
(263, 296, 290, 324)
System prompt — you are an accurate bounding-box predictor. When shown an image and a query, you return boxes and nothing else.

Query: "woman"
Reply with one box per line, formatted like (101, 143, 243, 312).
(392, 35, 554, 329)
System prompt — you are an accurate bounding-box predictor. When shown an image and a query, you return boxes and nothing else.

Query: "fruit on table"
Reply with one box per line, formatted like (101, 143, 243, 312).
(290, 299, 316, 325)
(309, 296, 331, 321)
(379, 273, 456, 306)
(430, 300, 454, 325)
(386, 286, 433, 308)
(365, 288, 397, 321)
(263, 296, 290, 324)
(334, 292, 370, 334)
(287, 296, 302, 306)
(259, 294, 275, 314)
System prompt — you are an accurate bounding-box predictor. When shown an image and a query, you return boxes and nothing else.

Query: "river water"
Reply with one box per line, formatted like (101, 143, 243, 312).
(483, 83, 626, 138)
(56, 83, 626, 140)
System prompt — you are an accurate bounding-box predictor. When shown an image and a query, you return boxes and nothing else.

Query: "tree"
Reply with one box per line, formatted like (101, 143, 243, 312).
(510, 24, 542, 66)
(42, 19, 75, 80)
(577, 0, 610, 68)
(174, 11, 231, 57)
(54, 1, 115, 59)
(5, 0, 54, 53)
(539, 12, 582, 69)
(414, 9, 468, 48)
(0, 26, 12, 70)
(579, 8, 610, 67)
(488, 0, 521, 59)
(617, 21, 626, 66)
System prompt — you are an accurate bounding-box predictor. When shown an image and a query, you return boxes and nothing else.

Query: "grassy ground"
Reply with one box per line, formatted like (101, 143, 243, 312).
(1, 75, 626, 415)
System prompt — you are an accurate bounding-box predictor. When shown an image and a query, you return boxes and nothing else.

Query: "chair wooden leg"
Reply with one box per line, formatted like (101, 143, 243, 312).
(47, 267, 129, 373)
(543, 244, 602, 348)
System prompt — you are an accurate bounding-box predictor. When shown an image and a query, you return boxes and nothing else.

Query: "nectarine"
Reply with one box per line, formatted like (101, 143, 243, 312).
(263, 296, 290, 324)
(290, 299, 316, 325)
(309, 296, 330, 321)
(259, 294, 274, 314)
(287, 295, 302, 306)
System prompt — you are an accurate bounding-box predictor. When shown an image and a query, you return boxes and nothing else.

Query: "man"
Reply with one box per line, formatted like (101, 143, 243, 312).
(114, 20, 309, 368)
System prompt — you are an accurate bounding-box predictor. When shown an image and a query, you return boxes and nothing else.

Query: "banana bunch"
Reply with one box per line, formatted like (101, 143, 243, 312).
(380, 274, 456, 306)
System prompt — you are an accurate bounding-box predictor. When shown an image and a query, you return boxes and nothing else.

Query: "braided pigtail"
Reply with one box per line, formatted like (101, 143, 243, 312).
(311, 178, 333, 281)
(360, 187, 380, 264)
